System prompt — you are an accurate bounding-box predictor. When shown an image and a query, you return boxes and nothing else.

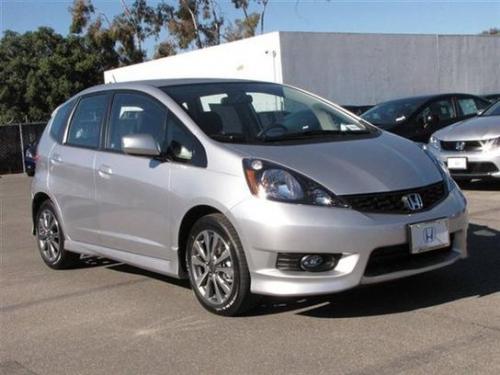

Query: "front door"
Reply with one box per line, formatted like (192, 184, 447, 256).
(94, 92, 171, 260)
(415, 97, 457, 142)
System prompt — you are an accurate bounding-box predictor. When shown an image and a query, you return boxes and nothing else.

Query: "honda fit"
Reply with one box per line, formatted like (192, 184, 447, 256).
(32, 79, 468, 315)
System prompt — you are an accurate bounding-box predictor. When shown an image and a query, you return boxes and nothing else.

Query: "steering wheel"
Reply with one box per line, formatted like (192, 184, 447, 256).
(257, 124, 288, 138)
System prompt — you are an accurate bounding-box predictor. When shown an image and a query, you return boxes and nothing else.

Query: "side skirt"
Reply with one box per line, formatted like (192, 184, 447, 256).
(65, 239, 182, 279)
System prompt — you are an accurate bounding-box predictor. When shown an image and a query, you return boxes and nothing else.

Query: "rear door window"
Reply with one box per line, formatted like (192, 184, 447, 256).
(418, 98, 456, 122)
(66, 94, 109, 148)
(50, 99, 77, 143)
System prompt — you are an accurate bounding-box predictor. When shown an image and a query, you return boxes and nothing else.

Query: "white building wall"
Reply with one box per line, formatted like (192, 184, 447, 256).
(280, 32, 500, 105)
(104, 32, 500, 106)
(104, 32, 283, 84)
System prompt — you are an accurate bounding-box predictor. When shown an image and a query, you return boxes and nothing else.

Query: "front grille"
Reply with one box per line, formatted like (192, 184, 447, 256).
(341, 181, 447, 214)
(449, 162, 499, 175)
(441, 140, 482, 152)
(364, 236, 454, 277)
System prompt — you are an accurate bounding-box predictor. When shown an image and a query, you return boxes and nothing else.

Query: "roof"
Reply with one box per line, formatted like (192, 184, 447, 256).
(107, 77, 258, 88)
(375, 93, 486, 105)
(80, 78, 264, 96)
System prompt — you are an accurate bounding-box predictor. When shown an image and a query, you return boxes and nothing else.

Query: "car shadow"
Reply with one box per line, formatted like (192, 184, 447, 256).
(106, 263, 191, 289)
(76, 255, 118, 269)
(245, 223, 500, 318)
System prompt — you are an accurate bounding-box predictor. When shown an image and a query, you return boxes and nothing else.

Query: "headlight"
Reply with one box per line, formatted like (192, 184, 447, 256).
(480, 136, 500, 152)
(243, 159, 349, 207)
(429, 136, 440, 150)
(423, 148, 457, 192)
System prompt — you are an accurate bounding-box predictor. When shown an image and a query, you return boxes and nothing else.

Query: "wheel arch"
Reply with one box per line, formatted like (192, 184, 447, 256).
(177, 205, 223, 277)
(32, 192, 52, 235)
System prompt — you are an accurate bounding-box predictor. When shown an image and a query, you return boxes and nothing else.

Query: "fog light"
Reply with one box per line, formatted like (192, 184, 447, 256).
(300, 254, 337, 272)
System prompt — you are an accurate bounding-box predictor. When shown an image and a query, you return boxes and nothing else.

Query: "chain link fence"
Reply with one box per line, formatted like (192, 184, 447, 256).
(0, 122, 47, 174)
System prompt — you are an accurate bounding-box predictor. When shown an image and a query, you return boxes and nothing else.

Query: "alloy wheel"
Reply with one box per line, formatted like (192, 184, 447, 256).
(190, 230, 235, 305)
(37, 209, 61, 263)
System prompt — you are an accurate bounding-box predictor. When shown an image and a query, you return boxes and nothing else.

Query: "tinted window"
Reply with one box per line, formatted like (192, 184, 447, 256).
(166, 114, 206, 167)
(163, 82, 373, 144)
(474, 98, 489, 110)
(107, 93, 167, 151)
(67, 95, 108, 148)
(418, 99, 456, 122)
(362, 97, 426, 128)
(50, 99, 76, 143)
(457, 98, 480, 116)
(483, 101, 500, 116)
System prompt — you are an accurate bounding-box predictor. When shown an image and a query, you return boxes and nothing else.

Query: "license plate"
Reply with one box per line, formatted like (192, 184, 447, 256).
(447, 157, 467, 170)
(409, 219, 450, 254)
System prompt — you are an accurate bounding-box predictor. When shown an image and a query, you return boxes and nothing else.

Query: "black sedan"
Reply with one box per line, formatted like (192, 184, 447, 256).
(362, 93, 491, 143)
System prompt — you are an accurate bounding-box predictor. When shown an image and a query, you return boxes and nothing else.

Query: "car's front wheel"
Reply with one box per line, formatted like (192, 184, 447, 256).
(36, 200, 80, 269)
(186, 213, 256, 316)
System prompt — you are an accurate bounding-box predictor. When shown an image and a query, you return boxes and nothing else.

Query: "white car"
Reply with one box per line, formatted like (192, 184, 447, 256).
(428, 101, 500, 181)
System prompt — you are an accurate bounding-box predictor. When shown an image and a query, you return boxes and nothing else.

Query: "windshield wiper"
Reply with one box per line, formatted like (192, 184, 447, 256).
(210, 134, 247, 143)
(259, 129, 370, 142)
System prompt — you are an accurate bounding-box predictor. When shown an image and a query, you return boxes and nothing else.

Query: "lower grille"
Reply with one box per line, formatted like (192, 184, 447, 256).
(364, 236, 454, 277)
(449, 162, 499, 175)
(341, 181, 447, 214)
(441, 140, 482, 152)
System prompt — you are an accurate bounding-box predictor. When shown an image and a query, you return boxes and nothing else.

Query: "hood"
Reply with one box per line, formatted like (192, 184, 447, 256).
(434, 116, 500, 141)
(224, 132, 442, 195)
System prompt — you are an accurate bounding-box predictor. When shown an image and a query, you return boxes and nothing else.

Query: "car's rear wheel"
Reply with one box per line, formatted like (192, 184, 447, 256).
(186, 213, 256, 316)
(36, 201, 80, 269)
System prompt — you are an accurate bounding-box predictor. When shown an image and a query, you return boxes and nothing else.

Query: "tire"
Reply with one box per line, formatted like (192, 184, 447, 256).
(35, 200, 80, 269)
(185, 213, 256, 316)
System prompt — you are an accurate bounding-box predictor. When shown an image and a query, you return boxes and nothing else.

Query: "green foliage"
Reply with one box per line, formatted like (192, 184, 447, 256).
(481, 28, 500, 35)
(70, 0, 269, 61)
(0, 0, 271, 122)
(0, 27, 119, 122)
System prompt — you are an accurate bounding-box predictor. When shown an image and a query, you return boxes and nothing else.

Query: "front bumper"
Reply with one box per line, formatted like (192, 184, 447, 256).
(229, 188, 468, 297)
(429, 146, 500, 179)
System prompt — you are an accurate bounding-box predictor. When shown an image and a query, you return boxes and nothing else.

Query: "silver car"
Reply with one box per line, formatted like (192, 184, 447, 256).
(32, 79, 468, 316)
(428, 101, 500, 181)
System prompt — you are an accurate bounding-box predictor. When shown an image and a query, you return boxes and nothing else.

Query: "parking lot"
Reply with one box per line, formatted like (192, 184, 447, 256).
(1, 173, 499, 375)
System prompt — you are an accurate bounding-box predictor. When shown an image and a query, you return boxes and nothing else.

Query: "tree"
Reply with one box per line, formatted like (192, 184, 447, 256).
(0, 28, 117, 122)
(481, 28, 500, 36)
(69, 0, 269, 61)
(70, 0, 166, 64)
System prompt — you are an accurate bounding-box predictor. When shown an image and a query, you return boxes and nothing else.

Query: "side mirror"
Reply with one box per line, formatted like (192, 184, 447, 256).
(122, 134, 161, 157)
(477, 109, 484, 116)
(168, 140, 193, 162)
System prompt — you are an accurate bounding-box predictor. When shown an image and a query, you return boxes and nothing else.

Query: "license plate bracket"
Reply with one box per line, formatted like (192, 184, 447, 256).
(408, 218, 450, 254)
(447, 157, 467, 170)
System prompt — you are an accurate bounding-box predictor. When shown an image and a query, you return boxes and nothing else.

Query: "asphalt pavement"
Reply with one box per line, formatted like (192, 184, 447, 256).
(1, 174, 499, 375)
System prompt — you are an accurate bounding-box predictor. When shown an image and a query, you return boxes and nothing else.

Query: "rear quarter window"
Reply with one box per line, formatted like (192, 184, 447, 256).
(49, 99, 77, 143)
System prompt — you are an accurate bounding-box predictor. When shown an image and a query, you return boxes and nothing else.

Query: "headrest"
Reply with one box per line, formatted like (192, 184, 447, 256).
(221, 94, 253, 105)
(198, 112, 223, 135)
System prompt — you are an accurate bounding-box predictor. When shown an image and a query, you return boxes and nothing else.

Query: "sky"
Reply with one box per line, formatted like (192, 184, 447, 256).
(1, 0, 499, 56)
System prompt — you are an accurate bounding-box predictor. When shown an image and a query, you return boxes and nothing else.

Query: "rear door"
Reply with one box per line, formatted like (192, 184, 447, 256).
(94, 91, 172, 260)
(48, 93, 110, 245)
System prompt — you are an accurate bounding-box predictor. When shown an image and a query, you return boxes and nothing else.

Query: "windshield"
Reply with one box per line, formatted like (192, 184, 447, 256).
(161, 82, 376, 144)
(482, 101, 500, 116)
(362, 97, 426, 129)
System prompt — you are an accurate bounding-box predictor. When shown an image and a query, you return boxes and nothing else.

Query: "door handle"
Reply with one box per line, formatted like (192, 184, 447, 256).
(50, 154, 63, 165)
(97, 165, 113, 177)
